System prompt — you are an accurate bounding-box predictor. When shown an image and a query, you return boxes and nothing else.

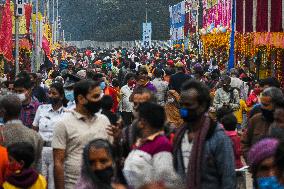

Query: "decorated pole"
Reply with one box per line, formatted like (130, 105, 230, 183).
(228, 0, 236, 71)
(15, 15, 20, 74)
(34, 0, 39, 72)
(15, 0, 25, 74)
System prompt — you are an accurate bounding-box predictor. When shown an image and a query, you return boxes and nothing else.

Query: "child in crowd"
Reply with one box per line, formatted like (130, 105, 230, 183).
(1, 142, 47, 189)
(234, 98, 248, 131)
(220, 113, 243, 169)
(218, 109, 246, 189)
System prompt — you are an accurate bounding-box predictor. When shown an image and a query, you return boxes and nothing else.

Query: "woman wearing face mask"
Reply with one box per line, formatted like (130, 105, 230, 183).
(247, 82, 262, 109)
(248, 138, 282, 189)
(164, 90, 183, 128)
(76, 139, 125, 189)
(32, 82, 67, 189)
(65, 87, 75, 109)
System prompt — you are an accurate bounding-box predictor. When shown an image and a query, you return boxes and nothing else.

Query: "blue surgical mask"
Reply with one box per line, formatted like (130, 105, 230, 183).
(100, 82, 106, 90)
(65, 90, 74, 102)
(0, 117, 4, 124)
(180, 108, 189, 118)
(257, 176, 284, 189)
(180, 108, 200, 122)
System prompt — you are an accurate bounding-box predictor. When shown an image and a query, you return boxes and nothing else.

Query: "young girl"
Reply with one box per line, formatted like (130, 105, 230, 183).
(1, 142, 47, 189)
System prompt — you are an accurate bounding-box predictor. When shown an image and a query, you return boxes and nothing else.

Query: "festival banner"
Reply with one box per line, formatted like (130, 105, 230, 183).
(184, 0, 198, 35)
(0, 0, 13, 61)
(142, 22, 152, 48)
(169, 1, 185, 42)
(170, 1, 185, 28)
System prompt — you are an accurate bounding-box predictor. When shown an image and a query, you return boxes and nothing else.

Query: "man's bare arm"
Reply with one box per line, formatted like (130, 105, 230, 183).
(54, 149, 65, 189)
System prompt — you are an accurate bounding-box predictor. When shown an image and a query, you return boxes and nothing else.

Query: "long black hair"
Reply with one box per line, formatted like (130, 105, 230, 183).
(81, 139, 114, 189)
(50, 82, 68, 107)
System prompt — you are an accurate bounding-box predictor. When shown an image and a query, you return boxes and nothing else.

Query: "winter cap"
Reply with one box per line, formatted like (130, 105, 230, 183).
(248, 138, 279, 168)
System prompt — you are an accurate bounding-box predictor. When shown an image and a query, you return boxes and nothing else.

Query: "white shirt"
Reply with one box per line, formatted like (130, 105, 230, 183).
(67, 101, 76, 110)
(181, 132, 193, 174)
(33, 104, 66, 142)
(119, 85, 134, 112)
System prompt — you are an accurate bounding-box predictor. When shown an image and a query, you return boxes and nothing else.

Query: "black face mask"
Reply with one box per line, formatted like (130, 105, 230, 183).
(223, 84, 230, 92)
(84, 100, 101, 114)
(48, 97, 61, 105)
(180, 108, 201, 123)
(261, 109, 274, 122)
(94, 166, 114, 184)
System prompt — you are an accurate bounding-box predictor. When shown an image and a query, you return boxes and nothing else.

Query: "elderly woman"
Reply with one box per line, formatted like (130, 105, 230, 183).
(76, 139, 125, 189)
(164, 90, 183, 128)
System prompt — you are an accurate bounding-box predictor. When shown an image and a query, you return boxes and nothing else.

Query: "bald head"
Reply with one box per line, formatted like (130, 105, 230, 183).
(0, 94, 22, 121)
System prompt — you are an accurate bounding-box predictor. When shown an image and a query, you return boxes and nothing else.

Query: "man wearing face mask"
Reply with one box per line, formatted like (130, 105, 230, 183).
(241, 87, 284, 162)
(173, 80, 236, 189)
(213, 75, 240, 112)
(119, 73, 136, 126)
(0, 95, 43, 172)
(52, 80, 113, 189)
(14, 77, 41, 129)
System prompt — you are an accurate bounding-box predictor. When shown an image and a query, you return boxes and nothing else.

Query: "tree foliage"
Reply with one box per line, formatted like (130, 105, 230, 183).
(59, 0, 181, 41)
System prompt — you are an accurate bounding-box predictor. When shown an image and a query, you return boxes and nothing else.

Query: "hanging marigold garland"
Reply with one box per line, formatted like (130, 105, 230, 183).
(235, 32, 284, 83)
(201, 32, 230, 59)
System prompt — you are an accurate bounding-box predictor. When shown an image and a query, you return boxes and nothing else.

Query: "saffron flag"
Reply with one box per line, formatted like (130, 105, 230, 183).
(0, 0, 13, 61)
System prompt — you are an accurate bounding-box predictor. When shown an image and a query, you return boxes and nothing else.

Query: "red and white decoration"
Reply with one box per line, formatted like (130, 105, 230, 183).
(236, 0, 284, 32)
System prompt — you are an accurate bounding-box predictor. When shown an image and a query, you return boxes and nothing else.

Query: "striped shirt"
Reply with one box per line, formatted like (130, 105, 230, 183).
(20, 99, 41, 128)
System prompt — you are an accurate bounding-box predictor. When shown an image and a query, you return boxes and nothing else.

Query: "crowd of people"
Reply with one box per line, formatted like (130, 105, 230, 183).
(0, 47, 283, 189)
